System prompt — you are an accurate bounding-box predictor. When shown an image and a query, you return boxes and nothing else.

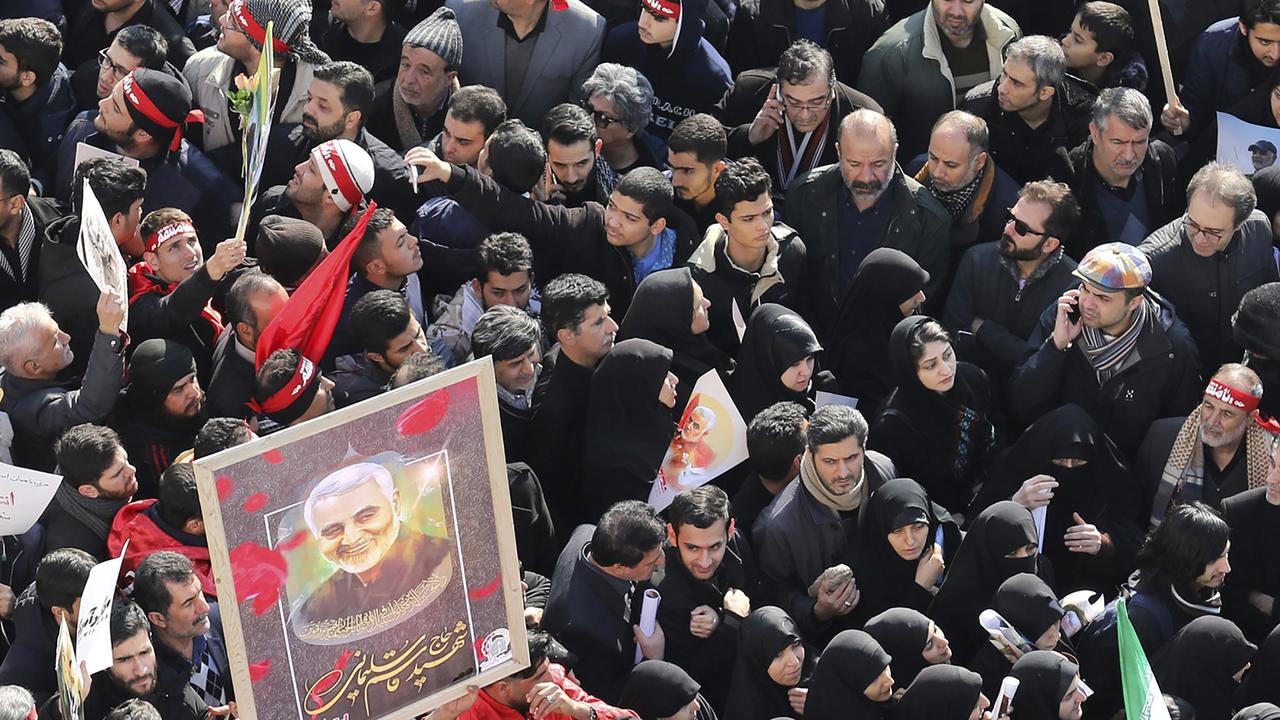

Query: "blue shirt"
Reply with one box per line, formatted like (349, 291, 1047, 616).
(632, 227, 678, 283)
(837, 190, 889, 288)
(795, 4, 828, 45)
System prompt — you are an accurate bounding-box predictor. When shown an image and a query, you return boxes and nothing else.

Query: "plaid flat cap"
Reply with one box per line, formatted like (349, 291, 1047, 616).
(1072, 242, 1152, 291)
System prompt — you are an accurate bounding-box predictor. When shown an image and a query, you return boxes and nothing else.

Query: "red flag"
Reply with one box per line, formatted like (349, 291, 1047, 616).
(255, 203, 378, 368)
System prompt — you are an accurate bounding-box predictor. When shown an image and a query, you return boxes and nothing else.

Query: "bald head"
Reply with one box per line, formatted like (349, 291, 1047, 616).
(1212, 363, 1264, 399)
(927, 111, 989, 192)
(839, 109, 897, 152)
(838, 110, 898, 208)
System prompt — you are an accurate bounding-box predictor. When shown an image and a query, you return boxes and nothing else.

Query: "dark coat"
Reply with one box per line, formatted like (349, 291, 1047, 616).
(63, 0, 195, 71)
(1132, 416, 1253, 518)
(0, 64, 76, 191)
(751, 451, 894, 641)
(1008, 292, 1202, 457)
(37, 214, 125, 379)
(528, 345, 596, 537)
(724, 0, 888, 86)
(1059, 138, 1181, 260)
(1221, 488, 1280, 645)
(1137, 210, 1279, 377)
(206, 328, 257, 421)
(0, 197, 65, 313)
(0, 585, 57, 706)
(1179, 16, 1273, 140)
(784, 165, 951, 337)
(127, 265, 224, 383)
(960, 75, 1097, 186)
(943, 244, 1080, 381)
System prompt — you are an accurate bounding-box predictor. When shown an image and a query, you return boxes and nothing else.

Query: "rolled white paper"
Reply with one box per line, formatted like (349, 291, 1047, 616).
(1031, 504, 1048, 553)
(995, 676, 1020, 718)
(635, 588, 661, 664)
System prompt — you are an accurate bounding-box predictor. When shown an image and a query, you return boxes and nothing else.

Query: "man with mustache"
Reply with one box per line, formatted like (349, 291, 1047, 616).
(292, 462, 452, 640)
(1061, 87, 1180, 258)
(943, 180, 1079, 388)
(115, 340, 208, 499)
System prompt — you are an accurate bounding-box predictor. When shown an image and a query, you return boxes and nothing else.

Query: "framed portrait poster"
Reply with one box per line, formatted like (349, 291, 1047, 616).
(193, 359, 529, 720)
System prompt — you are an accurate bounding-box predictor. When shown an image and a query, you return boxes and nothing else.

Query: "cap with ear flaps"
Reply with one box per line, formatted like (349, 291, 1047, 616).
(310, 139, 374, 212)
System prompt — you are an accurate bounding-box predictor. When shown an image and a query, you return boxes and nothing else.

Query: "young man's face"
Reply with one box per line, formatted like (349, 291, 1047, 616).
(301, 79, 354, 142)
(161, 372, 206, 420)
(494, 344, 541, 395)
(0, 42, 26, 94)
(667, 518, 730, 580)
(441, 113, 486, 166)
(812, 436, 865, 496)
(286, 157, 328, 207)
(89, 447, 139, 500)
(95, 82, 145, 151)
(1076, 282, 1140, 334)
(1243, 20, 1280, 67)
(108, 630, 157, 698)
(374, 219, 424, 279)
(97, 39, 143, 99)
(1061, 16, 1106, 70)
(477, 270, 533, 310)
(145, 230, 204, 285)
(563, 302, 618, 366)
(717, 191, 774, 253)
(547, 138, 596, 193)
(603, 191, 663, 249)
(372, 314, 428, 373)
(637, 6, 678, 47)
(668, 150, 718, 203)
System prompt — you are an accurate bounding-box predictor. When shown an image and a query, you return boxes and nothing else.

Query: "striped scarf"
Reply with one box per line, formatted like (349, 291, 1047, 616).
(1148, 406, 1277, 530)
(776, 111, 831, 191)
(1077, 296, 1150, 383)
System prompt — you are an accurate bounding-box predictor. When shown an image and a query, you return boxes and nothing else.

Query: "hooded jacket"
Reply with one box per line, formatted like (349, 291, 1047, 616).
(108, 499, 216, 597)
(601, 0, 733, 140)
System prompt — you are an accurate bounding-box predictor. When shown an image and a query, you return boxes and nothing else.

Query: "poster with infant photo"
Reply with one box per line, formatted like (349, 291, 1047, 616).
(1216, 111, 1280, 176)
(193, 359, 528, 720)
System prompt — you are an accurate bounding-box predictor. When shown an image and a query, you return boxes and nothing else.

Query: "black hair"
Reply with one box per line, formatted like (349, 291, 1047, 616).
(541, 103, 597, 148)
(472, 305, 541, 362)
(715, 156, 773, 217)
(224, 271, 282, 331)
(476, 232, 534, 282)
(35, 548, 96, 613)
(805, 405, 868, 453)
(1076, 2, 1135, 55)
(747, 401, 808, 480)
(509, 631, 556, 679)
(776, 39, 836, 88)
(668, 113, 727, 165)
(255, 349, 306, 404)
(1242, 0, 1280, 29)
(133, 551, 197, 616)
(348, 207, 399, 275)
(0, 149, 31, 198)
(351, 289, 413, 356)
(904, 318, 952, 366)
(114, 25, 169, 69)
(615, 167, 674, 224)
(110, 600, 151, 647)
(193, 417, 254, 459)
(391, 350, 448, 388)
(54, 424, 123, 491)
(1137, 502, 1230, 592)
(590, 500, 665, 566)
(541, 273, 608, 335)
(1019, 180, 1081, 242)
(312, 61, 375, 127)
(485, 119, 547, 193)
(0, 18, 61, 86)
(668, 485, 730, 532)
(105, 699, 163, 720)
(448, 86, 508, 136)
(156, 463, 202, 529)
(72, 157, 147, 219)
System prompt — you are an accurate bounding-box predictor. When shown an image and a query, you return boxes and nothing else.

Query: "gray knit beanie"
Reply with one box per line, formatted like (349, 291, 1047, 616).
(404, 7, 463, 69)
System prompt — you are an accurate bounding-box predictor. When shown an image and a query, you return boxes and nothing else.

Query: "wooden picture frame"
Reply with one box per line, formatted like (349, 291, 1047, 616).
(193, 358, 529, 720)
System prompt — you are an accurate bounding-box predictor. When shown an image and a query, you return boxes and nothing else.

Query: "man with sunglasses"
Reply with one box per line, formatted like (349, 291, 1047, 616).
(1138, 162, 1278, 378)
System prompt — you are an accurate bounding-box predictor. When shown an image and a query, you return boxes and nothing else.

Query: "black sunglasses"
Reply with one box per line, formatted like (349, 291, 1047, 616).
(1005, 208, 1048, 238)
(580, 100, 621, 129)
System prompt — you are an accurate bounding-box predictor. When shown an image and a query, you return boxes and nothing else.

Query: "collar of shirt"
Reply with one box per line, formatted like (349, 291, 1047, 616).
(496, 2, 549, 42)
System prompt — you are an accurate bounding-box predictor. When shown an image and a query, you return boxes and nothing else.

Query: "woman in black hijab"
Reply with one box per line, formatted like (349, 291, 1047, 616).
(969, 573, 1068, 699)
(731, 304, 833, 423)
(896, 664, 990, 720)
(864, 607, 953, 693)
(724, 607, 815, 720)
(620, 660, 718, 720)
(805, 629, 895, 720)
(868, 316, 996, 515)
(1154, 616, 1257, 720)
(972, 404, 1143, 595)
(1008, 651, 1088, 720)
(849, 478, 961, 623)
(580, 338, 678, 519)
(928, 501, 1040, 663)
(828, 247, 930, 414)
(1238, 625, 1280, 708)
(618, 267, 732, 408)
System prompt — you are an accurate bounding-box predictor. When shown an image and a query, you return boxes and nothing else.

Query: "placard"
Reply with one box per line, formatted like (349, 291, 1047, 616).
(0, 461, 60, 535)
(649, 370, 748, 511)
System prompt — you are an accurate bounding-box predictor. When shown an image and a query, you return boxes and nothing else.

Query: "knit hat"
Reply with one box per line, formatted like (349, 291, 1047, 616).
(1233, 282, 1280, 359)
(228, 0, 331, 65)
(404, 7, 463, 69)
(310, 139, 374, 212)
(120, 69, 202, 153)
(257, 215, 327, 286)
(127, 339, 197, 411)
(1072, 242, 1152, 292)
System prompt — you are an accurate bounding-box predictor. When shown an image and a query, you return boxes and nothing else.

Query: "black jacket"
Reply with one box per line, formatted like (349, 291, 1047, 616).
(127, 265, 224, 384)
(1137, 211, 1279, 377)
(943, 243, 1080, 381)
(960, 75, 1097, 186)
(63, 0, 195, 71)
(725, 0, 888, 86)
(0, 64, 75, 192)
(527, 346, 596, 538)
(366, 79, 448, 155)
(0, 585, 57, 706)
(1059, 137, 1181, 260)
(1009, 292, 1202, 457)
(442, 163, 699, 318)
(0, 197, 65, 312)
(206, 328, 256, 422)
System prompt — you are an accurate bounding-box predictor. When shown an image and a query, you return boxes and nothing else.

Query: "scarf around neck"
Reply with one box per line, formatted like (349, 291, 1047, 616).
(1077, 295, 1151, 383)
(53, 482, 127, 541)
(800, 448, 866, 515)
(927, 171, 983, 221)
(777, 109, 831, 191)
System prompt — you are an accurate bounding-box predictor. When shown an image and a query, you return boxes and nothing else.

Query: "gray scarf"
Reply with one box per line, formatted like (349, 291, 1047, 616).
(53, 483, 127, 541)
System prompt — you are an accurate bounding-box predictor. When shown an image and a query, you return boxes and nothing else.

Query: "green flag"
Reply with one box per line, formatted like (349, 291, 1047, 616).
(1117, 598, 1172, 720)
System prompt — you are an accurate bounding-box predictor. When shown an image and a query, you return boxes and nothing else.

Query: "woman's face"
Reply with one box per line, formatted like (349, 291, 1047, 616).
(767, 642, 805, 687)
(1034, 620, 1062, 651)
(1058, 676, 1087, 720)
(921, 621, 953, 664)
(969, 693, 992, 720)
(864, 665, 895, 703)
(1049, 457, 1089, 469)
(660, 698, 701, 720)
(780, 356, 815, 392)
(658, 371, 679, 408)
(887, 521, 930, 561)
(915, 341, 957, 393)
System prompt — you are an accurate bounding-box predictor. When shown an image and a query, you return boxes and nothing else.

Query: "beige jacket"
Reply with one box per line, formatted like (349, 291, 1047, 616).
(182, 46, 315, 152)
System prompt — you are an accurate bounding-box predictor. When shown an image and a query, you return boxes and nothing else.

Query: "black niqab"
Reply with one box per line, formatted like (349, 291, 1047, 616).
(1154, 616, 1257, 720)
(1238, 624, 1280, 708)
(732, 304, 823, 423)
(1009, 651, 1079, 720)
(896, 664, 986, 720)
(620, 660, 702, 720)
(805, 629, 893, 720)
(864, 607, 934, 689)
(724, 607, 814, 720)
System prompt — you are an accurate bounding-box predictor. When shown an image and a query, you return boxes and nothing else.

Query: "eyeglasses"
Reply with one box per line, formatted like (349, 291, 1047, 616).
(1005, 208, 1048, 238)
(97, 49, 132, 78)
(781, 92, 833, 112)
(581, 101, 621, 129)
(1184, 214, 1228, 241)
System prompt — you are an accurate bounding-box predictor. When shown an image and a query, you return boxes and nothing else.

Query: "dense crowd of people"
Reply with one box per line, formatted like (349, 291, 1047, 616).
(0, 0, 1279, 716)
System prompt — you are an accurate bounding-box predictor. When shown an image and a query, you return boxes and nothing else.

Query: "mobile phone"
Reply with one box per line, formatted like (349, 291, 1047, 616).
(1066, 302, 1081, 325)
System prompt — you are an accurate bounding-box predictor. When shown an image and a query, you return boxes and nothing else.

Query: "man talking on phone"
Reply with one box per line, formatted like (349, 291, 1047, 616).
(1008, 242, 1201, 455)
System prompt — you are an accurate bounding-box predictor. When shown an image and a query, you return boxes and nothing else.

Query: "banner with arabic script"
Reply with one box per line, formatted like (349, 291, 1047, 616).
(194, 358, 528, 719)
